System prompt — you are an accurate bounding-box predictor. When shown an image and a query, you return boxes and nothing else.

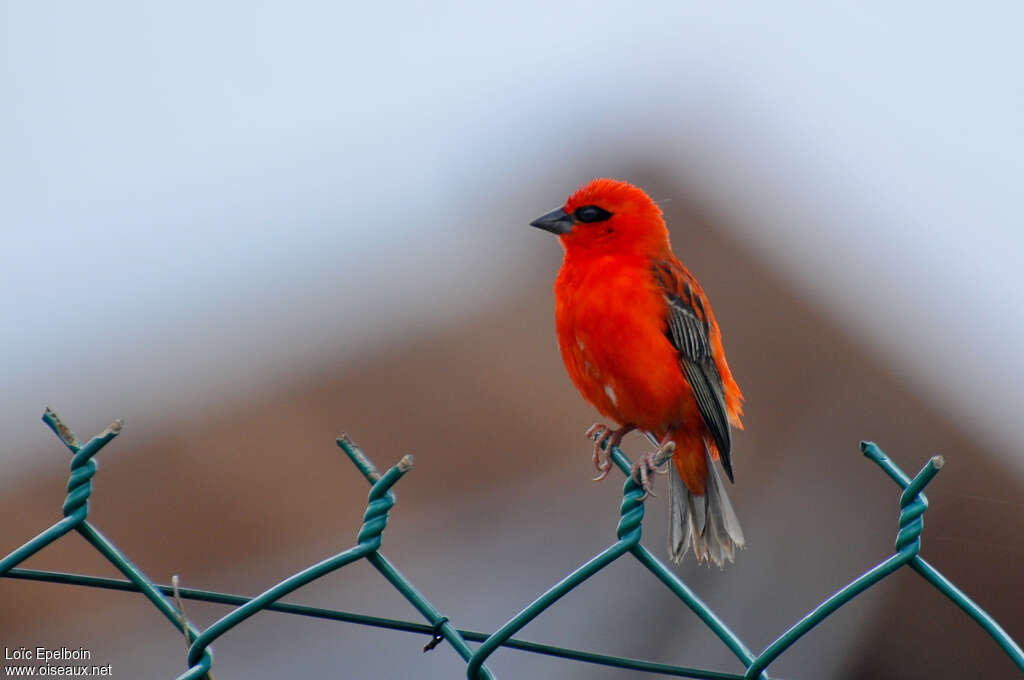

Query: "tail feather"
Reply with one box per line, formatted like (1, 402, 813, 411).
(668, 439, 745, 566)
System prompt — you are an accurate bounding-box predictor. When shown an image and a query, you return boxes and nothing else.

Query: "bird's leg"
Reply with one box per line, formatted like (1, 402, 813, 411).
(631, 436, 673, 498)
(586, 423, 635, 482)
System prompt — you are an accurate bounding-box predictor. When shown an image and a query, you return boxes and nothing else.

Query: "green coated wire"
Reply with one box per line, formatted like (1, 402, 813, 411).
(910, 556, 1024, 670)
(336, 436, 488, 674)
(0, 409, 214, 679)
(863, 442, 1024, 672)
(466, 443, 763, 680)
(742, 454, 944, 678)
(2, 411, 1022, 678)
(0, 410, 118, 575)
(177, 451, 488, 680)
(2, 567, 744, 679)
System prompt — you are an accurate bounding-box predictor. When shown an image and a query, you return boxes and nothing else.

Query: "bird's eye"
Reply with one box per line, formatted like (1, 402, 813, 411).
(574, 205, 613, 223)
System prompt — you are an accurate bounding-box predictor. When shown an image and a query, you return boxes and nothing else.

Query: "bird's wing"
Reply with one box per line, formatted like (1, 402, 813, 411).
(651, 260, 734, 482)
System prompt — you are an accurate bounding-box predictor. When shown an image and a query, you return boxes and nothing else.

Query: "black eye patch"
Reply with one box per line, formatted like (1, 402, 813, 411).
(573, 205, 613, 223)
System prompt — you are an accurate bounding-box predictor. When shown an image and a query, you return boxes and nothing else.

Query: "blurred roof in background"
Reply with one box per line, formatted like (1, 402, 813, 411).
(2, 3, 1023, 679)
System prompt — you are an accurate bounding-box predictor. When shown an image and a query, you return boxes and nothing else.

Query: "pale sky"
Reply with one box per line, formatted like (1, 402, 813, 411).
(3, 1, 1023, 480)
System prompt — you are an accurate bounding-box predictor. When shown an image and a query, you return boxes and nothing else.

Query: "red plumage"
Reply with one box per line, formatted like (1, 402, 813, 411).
(532, 178, 746, 565)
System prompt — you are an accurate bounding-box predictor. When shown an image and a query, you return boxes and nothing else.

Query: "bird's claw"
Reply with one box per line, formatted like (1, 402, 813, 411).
(586, 424, 613, 478)
(586, 422, 638, 483)
(631, 443, 672, 498)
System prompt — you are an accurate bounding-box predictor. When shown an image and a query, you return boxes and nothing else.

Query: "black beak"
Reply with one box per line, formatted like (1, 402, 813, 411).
(530, 207, 574, 235)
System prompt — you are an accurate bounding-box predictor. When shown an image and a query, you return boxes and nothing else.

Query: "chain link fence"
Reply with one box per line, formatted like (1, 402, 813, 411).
(2, 408, 1022, 679)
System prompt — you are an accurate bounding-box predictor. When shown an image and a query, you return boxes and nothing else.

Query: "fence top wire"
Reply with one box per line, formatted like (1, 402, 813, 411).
(2, 408, 1022, 679)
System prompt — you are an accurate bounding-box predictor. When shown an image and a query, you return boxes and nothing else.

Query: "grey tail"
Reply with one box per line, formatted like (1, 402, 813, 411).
(668, 439, 745, 567)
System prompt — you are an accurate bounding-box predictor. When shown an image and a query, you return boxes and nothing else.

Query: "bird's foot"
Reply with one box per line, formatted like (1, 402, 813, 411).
(631, 441, 674, 498)
(586, 424, 614, 481)
(586, 423, 634, 482)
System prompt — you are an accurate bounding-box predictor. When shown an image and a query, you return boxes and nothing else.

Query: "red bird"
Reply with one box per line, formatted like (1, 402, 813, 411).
(531, 178, 745, 566)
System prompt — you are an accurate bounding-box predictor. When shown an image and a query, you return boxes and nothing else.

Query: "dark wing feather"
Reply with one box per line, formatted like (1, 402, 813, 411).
(653, 261, 734, 482)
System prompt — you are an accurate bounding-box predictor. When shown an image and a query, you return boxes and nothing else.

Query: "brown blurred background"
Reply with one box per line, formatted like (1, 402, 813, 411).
(3, 4, 1023, 679)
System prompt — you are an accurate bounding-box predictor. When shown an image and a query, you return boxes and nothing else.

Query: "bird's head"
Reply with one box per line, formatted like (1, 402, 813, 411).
(530, 178, 670, 256)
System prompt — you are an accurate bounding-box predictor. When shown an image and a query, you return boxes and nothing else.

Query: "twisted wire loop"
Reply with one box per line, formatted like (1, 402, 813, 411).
(863, 442, 1024, 673)
(356, 464, 402, 549)
(466, 445, 645, 679)
(465, 442, 752, 680)
(336, 436, 487, 677)
(0, 409, 214, 678)
(742, 444, 952, 680)
(615, 458, 648, 545)
(0, 408, 120, 573)
(178, 444, 413, 680)
(60, 420, 124, 523)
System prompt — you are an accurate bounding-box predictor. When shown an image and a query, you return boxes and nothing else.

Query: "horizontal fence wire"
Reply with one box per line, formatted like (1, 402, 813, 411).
(1, 408, 1022, 679)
